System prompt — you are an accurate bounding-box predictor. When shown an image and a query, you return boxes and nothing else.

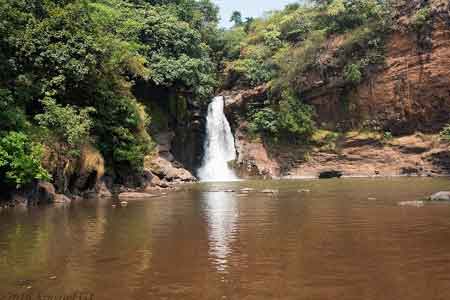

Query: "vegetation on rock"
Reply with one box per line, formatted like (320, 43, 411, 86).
(221, 0, 394, 143)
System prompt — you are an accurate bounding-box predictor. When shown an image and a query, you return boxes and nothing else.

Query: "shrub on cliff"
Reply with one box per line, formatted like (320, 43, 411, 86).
(249, 90, 315, 144)
(278, 91, 316, 141)
(35, 96, 95, 154)
(344, 63, 363, 84)
(249, 108, 280, 135)
(411, 6, 432, 32)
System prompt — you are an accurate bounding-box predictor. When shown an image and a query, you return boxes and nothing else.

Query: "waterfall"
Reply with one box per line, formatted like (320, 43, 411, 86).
(198, 96, 238, 182)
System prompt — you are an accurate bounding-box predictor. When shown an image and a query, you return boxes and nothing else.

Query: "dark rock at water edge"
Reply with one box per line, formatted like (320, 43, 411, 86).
(8, 181, 59, 205)
(401, 166, 422, 175)
(319, 170, 343, 179)
(26, 181, 57, 205)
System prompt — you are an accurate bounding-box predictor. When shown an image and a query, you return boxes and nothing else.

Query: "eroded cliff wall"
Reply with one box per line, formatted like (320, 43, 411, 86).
(304, 0, 450, 134)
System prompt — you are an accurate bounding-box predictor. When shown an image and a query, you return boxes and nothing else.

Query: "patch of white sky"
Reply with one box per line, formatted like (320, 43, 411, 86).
(212, 0, 300, 28)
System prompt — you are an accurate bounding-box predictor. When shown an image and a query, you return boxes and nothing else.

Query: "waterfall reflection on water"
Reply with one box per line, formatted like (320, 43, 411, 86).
(202, 190, 238, 273)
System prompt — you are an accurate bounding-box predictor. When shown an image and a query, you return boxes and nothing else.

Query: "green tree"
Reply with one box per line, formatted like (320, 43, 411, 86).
(0, 132, 51, 187)
(35, 96, 95, 149)
(230, 11, 243, 26)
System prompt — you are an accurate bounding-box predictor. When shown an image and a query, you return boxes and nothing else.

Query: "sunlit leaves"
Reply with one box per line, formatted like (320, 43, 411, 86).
(0, 132, 51, 187)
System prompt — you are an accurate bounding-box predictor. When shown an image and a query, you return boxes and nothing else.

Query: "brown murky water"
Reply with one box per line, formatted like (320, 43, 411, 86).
(1, 178, 450, 300)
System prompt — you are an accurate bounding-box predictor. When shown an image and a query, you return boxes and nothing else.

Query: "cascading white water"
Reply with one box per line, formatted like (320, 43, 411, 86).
(198, 96, 238, 182)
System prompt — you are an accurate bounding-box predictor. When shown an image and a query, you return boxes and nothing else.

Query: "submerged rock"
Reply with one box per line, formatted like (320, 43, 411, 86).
(398, 201, 424, 207)
(430, 191, 450, 201)
(118, 192, 158, 200)
(261, 189, 279, 194)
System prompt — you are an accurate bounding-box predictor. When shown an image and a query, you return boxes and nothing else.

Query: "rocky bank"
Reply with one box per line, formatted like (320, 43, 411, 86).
(2, 102, 202, 206)
(224, 87, 450, 179)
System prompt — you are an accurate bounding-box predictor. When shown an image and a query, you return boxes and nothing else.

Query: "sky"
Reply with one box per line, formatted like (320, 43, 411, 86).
(213, 0, 296, 28)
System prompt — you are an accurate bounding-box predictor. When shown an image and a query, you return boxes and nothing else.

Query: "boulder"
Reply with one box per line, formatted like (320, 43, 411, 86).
(122, 170, 153, 190)
(233, 133, 280, 179)
(54, 194, 72, 203)
(319, 170, 343, 179)
(32, 181, 56, 204)
(11, 181, 58, 205)
(430, 191, 450, 201)
(150, 175, 162, 187)
(158, 180, 170, 189)
(97, 181, 112, 198)
(145, 156, 197, 183)
(70, 144, 105, 194)
(11, 193, 27, 204)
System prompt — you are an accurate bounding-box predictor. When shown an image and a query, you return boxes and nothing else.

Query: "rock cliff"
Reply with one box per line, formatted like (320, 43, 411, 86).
(304, 0, 450, 134)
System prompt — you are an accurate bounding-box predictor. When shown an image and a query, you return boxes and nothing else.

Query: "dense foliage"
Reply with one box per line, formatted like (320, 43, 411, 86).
(221, 0, 394, 143)
(0, 132, 51, 187)
(0, 0, 220, 186)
